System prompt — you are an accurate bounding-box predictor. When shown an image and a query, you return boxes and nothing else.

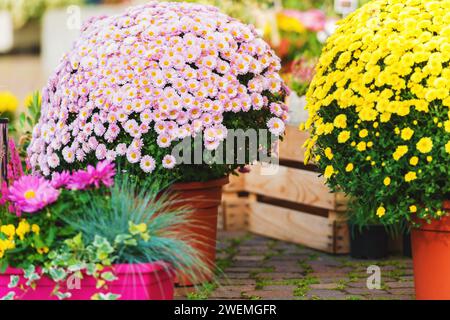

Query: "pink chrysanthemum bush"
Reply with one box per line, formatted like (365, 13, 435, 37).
(27, 2, 289, 185)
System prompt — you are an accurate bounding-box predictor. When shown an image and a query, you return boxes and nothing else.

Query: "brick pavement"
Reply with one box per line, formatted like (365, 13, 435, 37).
(176, 231, 415, 300)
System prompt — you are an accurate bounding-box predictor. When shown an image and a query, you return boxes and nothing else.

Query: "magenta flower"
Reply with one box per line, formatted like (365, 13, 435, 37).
(51, 171, 71, 188)
(0, 181, 9, 205)
(8, 175, 60, 213)
(68, 160, 116, 190)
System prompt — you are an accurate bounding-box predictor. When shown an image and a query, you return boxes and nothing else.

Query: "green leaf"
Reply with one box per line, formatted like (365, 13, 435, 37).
(114, 234, 132, 244)
(8, 275, 19, 288)
(49, 268, 67, 282)
(18, 113, 26, 128)
(55, 291, 72, 300)
(101, 271, 118, 282)
(1, 292, 15, 300)
(0, 260, 8, 273)
(94, 292, 121, 300)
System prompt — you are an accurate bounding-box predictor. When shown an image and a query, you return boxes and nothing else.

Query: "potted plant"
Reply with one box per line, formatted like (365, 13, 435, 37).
(347, 206, 388, 260)
(26, 2, 289, 284)
(0, 140, 206, 300)
(302, 0, 450, 299)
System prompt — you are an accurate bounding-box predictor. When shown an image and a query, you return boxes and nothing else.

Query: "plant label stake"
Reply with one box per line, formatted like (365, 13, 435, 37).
(0, 118, 8, 183)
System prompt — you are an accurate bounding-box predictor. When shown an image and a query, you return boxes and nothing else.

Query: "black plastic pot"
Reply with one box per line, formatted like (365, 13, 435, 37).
(402, 231, 412, 257)
(349, 224, 389, 259)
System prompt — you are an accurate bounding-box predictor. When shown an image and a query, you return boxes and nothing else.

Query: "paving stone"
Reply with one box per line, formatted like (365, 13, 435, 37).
(265, 254, 310, 261)
(311, 256, 344, 267)
(237, 246, 269, 253)
(347, 281, 369, 288)
(255, 272, 304, 280)
(306, 289, 347, 299)
(243, 290, 295, 300)
(233, 255, 266, 262)
(310, 272, 352, 278)
(174, 287, 197, 297)
(343, 295, 367, 300)
(310, 283, 341, 290)
(388, 288, 415, 295)
(385, 281, 415, 289)
(345, 288, 389, 295)
(368, 295, 414, 300)
(272, 265, 304, 273)
(219, 278, 257, 286)
(262, 285, 296, 292)
(318, 277, 349, 284)
(226, 273, 252, 279)
(224, 267, 263, 273)
(204, 231, 414, 300)
(210, 290, 245, 299)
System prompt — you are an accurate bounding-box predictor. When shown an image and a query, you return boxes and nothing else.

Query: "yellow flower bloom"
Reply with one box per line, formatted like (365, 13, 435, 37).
(337, 130, 350, 143)
(376, 207, 386, 218)
(383, 177, 391, 186)
(31, 224, 40, 235)
(445, 141, 450, 154)
(356, 141, 366, 151)
(445, 120, 450, 133)
(393, 145, 408, 160)
(16, 220, 31, 240)
(324, 165, 335, 179)
(401, 128, 414, 140)
(37, 247, 49, 255)
(324, 147, 333, 160)
(359, 129, 368, 138)
(409, 205, 417, 213)
(405, 171, 417, 182)
(345, 163, 354, 172)
(416, 137, 433, 153)
(0, 91, 19, 113)
(409, 156, 419, 166)
(1, 224, 15, 240)
(333, 114, 347, 129)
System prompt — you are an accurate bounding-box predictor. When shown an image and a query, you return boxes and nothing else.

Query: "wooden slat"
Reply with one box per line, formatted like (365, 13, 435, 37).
(334, 221, 350, 254)
(245, 164, 335, 211)
(279, 126, 309, 163)
(223, 174, 246, 192)
(222, 198, 249, 231)
(248, 202, 333, 252)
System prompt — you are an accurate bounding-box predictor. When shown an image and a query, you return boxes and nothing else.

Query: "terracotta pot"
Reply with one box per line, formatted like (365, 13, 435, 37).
(0, 262, 175, 300)
(169, 177, 229, 286)
(411, 200, 450, 300)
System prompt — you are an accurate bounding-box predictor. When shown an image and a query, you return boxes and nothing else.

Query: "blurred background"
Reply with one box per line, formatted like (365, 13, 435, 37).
(0, 0, 370, 124)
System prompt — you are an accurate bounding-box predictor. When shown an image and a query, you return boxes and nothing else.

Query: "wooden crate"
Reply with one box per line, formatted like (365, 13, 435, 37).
(220, 125, 350, 254)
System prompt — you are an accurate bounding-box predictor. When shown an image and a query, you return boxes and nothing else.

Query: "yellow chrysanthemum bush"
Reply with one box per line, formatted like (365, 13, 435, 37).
(302, 0, 450, 226)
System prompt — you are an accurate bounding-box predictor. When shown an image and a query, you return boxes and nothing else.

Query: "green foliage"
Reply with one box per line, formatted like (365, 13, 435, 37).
(56, 175, 209, 280)
(17, 91, 41, 157)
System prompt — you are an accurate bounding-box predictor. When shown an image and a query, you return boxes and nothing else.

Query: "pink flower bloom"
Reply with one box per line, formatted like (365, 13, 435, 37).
(126, 148, 141, 164)
(68, 160, 116, 190)
(26, 2, 288, 175)
(8, 175, 60, 214)
(267, 117, 285, 136)
(157, 134, 171, 148)
(51, 171, 71, 188)
(162, 155, 176, 169)
(116, 143, 127, 156)
(140, 155, 156, 173)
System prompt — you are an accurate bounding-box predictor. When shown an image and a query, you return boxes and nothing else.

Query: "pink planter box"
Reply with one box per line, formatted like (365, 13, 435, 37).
(0, 262, 175, 300)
